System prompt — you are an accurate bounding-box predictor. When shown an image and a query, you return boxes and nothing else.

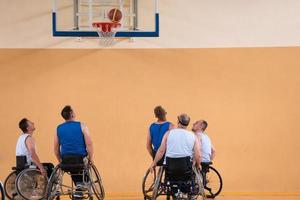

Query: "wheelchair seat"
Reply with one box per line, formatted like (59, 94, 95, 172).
(59, 163, 85, 172)
(165, 156, 193, 182)
(60, 155, 86, 172)
(201, 161, 212, 165)
(11, 156, 32, 172)
(201, 162, 213, 174)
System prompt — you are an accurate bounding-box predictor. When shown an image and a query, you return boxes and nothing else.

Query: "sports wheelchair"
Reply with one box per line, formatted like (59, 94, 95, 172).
(142, 157, 206, 200)
(46, 156, 104, 200)
(4, 156, 51, 200)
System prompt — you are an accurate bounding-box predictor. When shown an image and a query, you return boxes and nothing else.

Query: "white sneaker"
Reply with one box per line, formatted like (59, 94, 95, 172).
(76, 183, 87, 190)
(73, 190, 83, 198)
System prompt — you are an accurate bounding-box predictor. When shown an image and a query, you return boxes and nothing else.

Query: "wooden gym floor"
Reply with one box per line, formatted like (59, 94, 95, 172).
(109, 196, 300, 200)
(63, 195, 300, 200)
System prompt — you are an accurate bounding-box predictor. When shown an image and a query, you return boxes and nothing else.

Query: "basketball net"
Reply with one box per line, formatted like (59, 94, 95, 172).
(92, 22, 121, 46)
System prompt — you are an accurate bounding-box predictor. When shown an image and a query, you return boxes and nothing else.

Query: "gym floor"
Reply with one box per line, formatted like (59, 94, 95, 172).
(106, 196, 300, 200)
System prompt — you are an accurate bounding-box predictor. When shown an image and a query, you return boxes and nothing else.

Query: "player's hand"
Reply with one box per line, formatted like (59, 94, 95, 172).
(198, 164, 202, 171)
(149, 163, 156, 173)
(89, 159, 94, 165)
(40, 168, 47, 177)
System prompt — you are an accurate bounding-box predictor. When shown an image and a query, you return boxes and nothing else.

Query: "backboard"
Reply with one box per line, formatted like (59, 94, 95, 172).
(52, 0, 159, 37)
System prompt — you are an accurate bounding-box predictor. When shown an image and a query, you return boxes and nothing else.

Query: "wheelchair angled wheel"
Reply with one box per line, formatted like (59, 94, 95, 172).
(142, 168, 156, 200)
(143, 167, 168, 200)
(0, 181, 5, 200)
(89, 164, 105, 200)
(4, 171, 21, 200)
(204, 166, 222, 198)
(150, 167, 164, 200)
(16, 168, 48, 200)
(46, 166, 63, 200)
(193, 167, 206, 200)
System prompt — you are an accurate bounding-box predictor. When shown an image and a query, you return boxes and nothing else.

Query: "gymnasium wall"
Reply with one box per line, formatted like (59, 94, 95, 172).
(0, 48, 299, 196)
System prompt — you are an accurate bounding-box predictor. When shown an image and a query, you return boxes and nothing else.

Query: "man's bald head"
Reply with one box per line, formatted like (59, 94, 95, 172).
(177, 113, 190, 127)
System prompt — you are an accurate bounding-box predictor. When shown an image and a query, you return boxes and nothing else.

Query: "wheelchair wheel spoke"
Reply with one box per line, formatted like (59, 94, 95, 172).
(60, 184, 73, 189)
(147, 183, 154, 191)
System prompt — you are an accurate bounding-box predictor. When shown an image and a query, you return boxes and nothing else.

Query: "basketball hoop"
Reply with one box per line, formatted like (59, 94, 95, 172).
(92, 22, 121, 46)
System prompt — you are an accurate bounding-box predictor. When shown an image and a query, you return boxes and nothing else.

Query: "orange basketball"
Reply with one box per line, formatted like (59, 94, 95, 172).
(108, 8, 122, 23)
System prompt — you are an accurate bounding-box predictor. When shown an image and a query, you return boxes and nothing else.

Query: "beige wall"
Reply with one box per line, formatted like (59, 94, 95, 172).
(1, 0, 300, 48)
(0, 48, 300, 196)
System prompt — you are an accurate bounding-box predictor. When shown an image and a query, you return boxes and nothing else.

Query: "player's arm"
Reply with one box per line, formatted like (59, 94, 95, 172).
(25, 136, 47, 176)
(193, 137, 202, 170)
(146, 130, 153, 157)
(211, 145, 216, 160)
(151, 131, 169, 168)
(54, 131, 61, 163)
(81, 123, 94, 163)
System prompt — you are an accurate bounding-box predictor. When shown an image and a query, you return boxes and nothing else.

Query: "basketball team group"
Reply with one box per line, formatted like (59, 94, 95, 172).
(14, 105, 215, 180)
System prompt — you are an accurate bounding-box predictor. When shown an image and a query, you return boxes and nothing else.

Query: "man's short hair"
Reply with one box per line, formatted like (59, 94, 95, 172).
(19, 118, 29, 133)
(154, 106, 166, 121)
(61, 105, 73, 120)
(201, 120, 208, 131)
(178, 114, 190, 126)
